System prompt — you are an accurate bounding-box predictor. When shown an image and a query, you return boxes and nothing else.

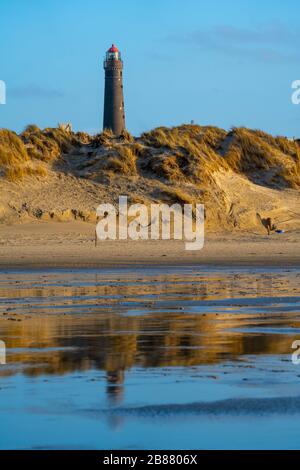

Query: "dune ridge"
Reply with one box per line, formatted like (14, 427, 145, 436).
(0, 124, 299, 233)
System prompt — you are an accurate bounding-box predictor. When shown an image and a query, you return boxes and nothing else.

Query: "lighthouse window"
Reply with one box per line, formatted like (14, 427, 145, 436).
(108, 52, 119, 60)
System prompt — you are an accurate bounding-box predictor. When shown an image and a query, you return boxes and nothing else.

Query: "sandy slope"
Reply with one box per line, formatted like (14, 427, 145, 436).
(1, 167, 300, 230)
(0, 166, 300, 269)
(214, 171, 300, 232)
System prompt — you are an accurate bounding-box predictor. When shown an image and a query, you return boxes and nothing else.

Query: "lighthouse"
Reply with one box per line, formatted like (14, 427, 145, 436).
(103, 44, 126, 135)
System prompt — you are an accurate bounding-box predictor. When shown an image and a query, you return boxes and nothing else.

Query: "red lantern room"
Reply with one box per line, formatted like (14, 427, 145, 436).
(106, 44, 121, 61)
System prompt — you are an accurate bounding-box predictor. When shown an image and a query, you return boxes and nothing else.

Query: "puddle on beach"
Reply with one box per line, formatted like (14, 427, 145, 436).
(0, 266, 300, 449)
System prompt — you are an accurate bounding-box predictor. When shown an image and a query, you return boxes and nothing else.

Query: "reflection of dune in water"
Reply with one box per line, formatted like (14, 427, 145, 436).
(0, 267, 299, 379)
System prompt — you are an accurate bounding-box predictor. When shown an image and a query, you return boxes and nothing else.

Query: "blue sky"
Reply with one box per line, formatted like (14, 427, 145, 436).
(0, 0, 300, 136)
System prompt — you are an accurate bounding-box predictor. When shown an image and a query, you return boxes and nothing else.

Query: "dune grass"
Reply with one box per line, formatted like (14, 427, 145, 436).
(100, 144, 138, 175)
(21, 125, 81, 161)
(222, 127, 300, 188)
(0, 129, 51, 181)
(140, 124, 300, 188)
(1, 123, 300, 189)
(0, 129, 29, 180)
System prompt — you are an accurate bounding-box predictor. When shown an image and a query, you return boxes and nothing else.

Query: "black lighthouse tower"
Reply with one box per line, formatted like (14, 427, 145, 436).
(103, 44, 125, 135)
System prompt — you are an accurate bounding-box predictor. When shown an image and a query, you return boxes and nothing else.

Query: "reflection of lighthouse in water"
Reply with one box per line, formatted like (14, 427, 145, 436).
(103, 44, 126, 135)
(106, 369, 125, 430)
(106, 369, 125, 406)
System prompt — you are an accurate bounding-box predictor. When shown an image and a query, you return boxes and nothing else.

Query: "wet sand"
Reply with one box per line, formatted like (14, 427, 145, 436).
(0, 222, 300, 269)
(0, 266, 300, 449)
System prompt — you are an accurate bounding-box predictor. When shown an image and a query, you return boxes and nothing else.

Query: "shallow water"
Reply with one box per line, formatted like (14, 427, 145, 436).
(0, 266, 300, 449)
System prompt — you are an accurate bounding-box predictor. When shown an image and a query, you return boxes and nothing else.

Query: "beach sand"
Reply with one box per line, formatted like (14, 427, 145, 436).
(0, 221, 300, 269)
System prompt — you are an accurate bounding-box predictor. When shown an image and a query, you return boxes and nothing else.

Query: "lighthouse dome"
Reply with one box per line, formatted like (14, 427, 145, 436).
(108, 44, 119, 53)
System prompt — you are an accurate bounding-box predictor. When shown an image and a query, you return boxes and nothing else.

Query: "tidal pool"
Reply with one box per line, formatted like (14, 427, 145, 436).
(0, 266, 300, 449)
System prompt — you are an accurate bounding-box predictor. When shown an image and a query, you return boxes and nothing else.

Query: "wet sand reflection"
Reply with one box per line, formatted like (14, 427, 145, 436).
(0, 268, 299, 401)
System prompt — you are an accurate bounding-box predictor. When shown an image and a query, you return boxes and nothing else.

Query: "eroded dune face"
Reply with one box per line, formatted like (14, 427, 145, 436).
(0, 125, 299, 233)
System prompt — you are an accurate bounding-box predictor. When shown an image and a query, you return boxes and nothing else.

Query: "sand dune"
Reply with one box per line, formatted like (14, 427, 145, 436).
(0, 124, 300, 267)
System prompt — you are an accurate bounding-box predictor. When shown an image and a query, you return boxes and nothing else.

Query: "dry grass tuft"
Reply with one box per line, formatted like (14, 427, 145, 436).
(0, 129, 29, 165)
(0, 128, 57, 180)
(21, 126, 81, 162)
(140, 151, 187, 181)
(100, 145, 138, 175)
(0, 129, 30, 180)
(119, 129, 134, 143)
(140, 125, 226, 151)
(92, 129, 115, 147)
